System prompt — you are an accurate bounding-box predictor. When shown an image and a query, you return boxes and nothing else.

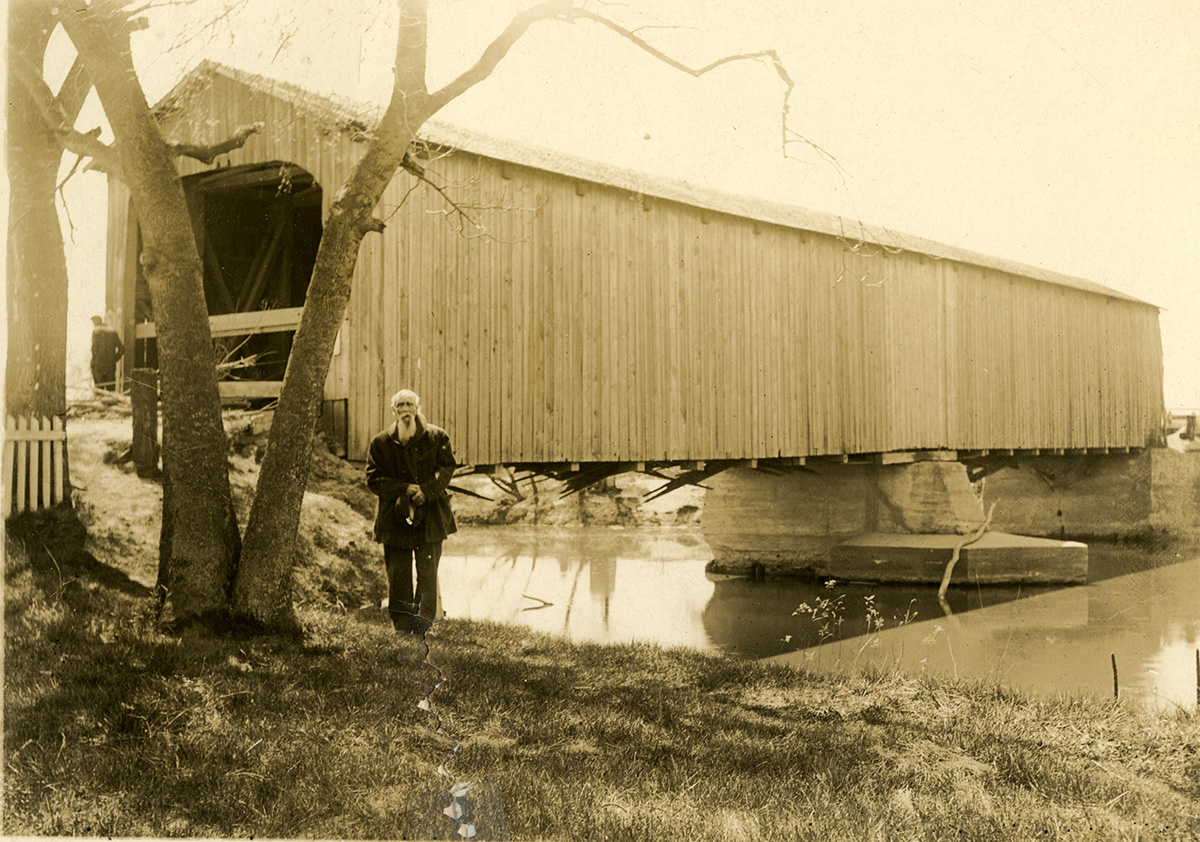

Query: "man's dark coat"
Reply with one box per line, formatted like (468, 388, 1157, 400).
(90, 325, 124, 386)
(366, 418, 457, 548)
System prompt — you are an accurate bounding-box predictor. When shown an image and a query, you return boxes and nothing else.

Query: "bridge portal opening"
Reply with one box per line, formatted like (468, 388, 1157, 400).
(134, 161, 324, 387)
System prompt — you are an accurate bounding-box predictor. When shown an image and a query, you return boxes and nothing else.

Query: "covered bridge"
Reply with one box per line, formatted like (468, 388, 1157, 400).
(106, 63, 1164, 507)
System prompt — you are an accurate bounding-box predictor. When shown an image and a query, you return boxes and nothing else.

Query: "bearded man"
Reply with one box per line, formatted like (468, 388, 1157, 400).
(366, 389, 458, 634)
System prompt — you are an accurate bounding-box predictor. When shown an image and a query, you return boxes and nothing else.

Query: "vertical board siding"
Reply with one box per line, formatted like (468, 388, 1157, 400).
(390, 154, 1164, 464)
(148, 78, 1165, 466)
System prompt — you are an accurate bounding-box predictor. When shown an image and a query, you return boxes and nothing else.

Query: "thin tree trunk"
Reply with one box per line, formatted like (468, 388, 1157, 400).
(231, 0, 435, 630)
(232, 128, 423, 630)
(230, 0, 796, 632)
(64, 4, 240, 623)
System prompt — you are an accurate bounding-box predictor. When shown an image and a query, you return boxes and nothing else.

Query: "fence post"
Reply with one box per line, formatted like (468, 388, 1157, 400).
(130, 368, 160, 478)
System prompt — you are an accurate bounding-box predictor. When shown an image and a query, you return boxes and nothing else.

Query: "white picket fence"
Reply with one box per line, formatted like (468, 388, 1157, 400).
(3, 415, 67, 516)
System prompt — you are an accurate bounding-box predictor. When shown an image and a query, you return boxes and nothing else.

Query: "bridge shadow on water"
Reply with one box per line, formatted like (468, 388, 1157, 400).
(438, 527, 1200, 712)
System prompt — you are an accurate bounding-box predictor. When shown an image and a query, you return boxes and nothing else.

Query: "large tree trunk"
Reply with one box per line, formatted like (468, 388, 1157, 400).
(6, 3, 69, 434)
(64, 4, 240, 624)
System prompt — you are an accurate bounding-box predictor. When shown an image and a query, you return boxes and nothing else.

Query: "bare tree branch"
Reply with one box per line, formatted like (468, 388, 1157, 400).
(937, 502, 997, 604)
(57, 153, 88, 194)
(395, 147, 544, 245)
(564, 8, 797, 155)
(13, 52, 120, 174)
(19, 51, 258, 175)
(381, 180, 423, 225)
(128, 0, 250, 52)
(166, 122, 264, 164)
(125, 0, 205, 15)
(427, 1, 575, 111)
(404, 163, 488, 238)
(429, 2, 797, 154)
(61, 127, 119, 174)
(54, 55, 94, 126)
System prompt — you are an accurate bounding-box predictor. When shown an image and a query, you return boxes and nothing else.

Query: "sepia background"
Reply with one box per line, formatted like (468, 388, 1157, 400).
(26, 0, 1200, 413)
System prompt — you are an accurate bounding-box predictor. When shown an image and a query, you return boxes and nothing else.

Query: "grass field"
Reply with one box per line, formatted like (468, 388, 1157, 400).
(5, 525, 1199, 841)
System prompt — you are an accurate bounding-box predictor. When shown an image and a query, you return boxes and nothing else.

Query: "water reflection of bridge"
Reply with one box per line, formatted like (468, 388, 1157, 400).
(698, 577, 1068, 657)
(437, 526, 1078, 657)
(439, 527, 711, 649)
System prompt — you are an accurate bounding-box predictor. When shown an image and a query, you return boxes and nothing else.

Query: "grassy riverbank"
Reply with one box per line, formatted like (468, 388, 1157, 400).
(5, 536, 1198, 841)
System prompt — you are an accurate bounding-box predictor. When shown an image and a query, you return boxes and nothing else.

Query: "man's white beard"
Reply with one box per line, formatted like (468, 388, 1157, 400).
(396, 416, 419, 444)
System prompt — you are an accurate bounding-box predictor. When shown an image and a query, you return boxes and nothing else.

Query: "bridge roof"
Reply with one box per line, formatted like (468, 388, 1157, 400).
(160, 60, 1152, 308)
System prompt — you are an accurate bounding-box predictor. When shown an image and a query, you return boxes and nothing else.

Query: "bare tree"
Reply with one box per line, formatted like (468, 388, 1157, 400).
(49, 0, 795, 631)
(233, 0, 795, 630)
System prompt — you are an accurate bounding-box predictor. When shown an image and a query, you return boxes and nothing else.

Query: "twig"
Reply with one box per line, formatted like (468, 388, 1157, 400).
(406, 164, 488, 238)
(937, 502, 997, 602)
(520, 593, 554, 611)
(41, 544, 66, 599)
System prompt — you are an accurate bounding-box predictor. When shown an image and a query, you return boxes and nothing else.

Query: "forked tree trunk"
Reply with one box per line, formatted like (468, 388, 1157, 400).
(64, 4, 240, 623)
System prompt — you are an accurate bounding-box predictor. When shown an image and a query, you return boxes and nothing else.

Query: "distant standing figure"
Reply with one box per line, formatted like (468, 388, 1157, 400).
(90, 315, 124, 391)
(366, 389, 458, 634)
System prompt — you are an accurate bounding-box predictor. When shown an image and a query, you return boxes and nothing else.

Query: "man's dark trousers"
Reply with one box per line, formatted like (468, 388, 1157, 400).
(384, 542, 442, 631)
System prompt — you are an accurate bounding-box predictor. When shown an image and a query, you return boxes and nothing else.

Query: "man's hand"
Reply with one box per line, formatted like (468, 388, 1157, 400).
(407, 485, 427, 506)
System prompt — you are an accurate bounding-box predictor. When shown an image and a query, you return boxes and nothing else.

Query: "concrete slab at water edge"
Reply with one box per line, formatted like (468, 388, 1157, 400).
(825, 532, 1088, 585)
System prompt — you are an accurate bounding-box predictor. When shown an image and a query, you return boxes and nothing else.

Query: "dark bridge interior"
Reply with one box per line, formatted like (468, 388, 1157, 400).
(134, 161, 323, 382)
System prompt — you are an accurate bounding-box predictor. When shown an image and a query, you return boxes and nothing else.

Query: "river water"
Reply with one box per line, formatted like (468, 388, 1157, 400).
(437, 526, 1200, 712)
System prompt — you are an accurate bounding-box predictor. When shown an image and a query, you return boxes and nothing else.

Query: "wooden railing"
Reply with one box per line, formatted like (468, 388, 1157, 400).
(134, 306, 305, 399)
(134, 305, 304, 339)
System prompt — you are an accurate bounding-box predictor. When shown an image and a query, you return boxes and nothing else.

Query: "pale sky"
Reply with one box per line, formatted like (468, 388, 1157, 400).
(38, 0, 1200, 407)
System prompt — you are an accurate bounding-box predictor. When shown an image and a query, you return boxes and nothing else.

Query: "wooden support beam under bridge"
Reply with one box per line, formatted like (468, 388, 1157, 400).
(452, 446, 1147, 499)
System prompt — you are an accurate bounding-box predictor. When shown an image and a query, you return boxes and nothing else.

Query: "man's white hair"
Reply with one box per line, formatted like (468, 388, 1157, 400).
(391, 389, 420, 408)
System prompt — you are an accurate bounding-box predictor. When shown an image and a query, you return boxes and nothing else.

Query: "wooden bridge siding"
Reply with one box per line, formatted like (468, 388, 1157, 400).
(881, 251, 942, 452)
(354, 147, 1163, 463)
(159, 72, 367, 414)
(149, 79, 1164, 464)
(943, 268, 1162, 450)
(165, 73, 364, 255)
(105, 176, 139, 372)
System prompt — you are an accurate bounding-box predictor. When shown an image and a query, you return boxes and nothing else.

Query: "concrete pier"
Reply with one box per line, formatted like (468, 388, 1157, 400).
(702, 449, 1200, 580)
